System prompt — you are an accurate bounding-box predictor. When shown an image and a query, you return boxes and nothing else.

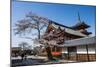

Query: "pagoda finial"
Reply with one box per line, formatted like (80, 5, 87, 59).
(78, 12, 81, 23)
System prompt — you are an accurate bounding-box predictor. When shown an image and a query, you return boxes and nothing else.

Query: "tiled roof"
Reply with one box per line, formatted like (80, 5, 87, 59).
(58, 36, 95, 47)
(71, 22, 90, 29)
(51, 23, 87, 37)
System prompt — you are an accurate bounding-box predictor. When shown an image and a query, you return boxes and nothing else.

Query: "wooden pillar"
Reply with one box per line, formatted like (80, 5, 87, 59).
(86, 45, 90, 61)
(67, 47, 70, 60)
(61, 47, 63, 59)
(50, 46, 52, 52)
(76, 46, 78, 61)
(55, 46, 56, 52)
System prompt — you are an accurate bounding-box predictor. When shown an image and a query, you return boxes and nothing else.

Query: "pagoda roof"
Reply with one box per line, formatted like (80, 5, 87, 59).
(71, 22, 90, 30)
(81, 30, 92, 35)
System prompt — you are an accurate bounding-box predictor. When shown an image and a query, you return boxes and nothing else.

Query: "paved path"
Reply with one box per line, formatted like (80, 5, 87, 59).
(12, 55, 47, 60)
(11, 56, 76, 66)
(12, 58, 46, 66)
(11, 56, 48, 66)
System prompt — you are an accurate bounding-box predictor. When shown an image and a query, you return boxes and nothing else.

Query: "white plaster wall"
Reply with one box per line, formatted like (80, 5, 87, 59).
(62, 47, 68, 54)
(88, 44, 96, 54)
(61, 44, 96, 54)
(77, 44, 96, 54)
(77, 45, 87, 54)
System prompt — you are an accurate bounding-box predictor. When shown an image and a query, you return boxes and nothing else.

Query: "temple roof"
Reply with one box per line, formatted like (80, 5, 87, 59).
(50, 22, 87, 37)
(12, 47, 21, 51)
(58, 36, 95, 47)
(49, 20, 72, 29)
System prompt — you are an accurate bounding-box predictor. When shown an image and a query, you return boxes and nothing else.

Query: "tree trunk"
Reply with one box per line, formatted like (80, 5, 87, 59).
(45, 46, 53, 60)
(37, 21, 41, 39)
(38, 29, 40, 39)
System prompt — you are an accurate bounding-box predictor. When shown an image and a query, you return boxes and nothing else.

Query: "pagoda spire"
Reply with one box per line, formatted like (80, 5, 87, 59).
(78, 12, 81, 23)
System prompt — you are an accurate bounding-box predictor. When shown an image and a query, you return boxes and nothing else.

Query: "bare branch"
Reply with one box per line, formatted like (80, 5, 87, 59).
(40, 24, 47, 30)
(26, 12, 49, 24)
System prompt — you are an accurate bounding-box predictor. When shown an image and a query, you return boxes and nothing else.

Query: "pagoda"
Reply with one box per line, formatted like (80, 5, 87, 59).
(71, 13, 92, 36)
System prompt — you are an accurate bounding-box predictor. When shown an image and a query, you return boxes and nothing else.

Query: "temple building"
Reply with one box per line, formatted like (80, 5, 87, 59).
(40, 13, 96, 62)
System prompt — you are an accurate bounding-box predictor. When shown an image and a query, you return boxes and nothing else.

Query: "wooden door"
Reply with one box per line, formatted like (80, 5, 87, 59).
(67, 46, 77, 61)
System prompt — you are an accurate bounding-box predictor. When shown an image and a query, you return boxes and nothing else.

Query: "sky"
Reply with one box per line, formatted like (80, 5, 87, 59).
(12, 0, 96, 47)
